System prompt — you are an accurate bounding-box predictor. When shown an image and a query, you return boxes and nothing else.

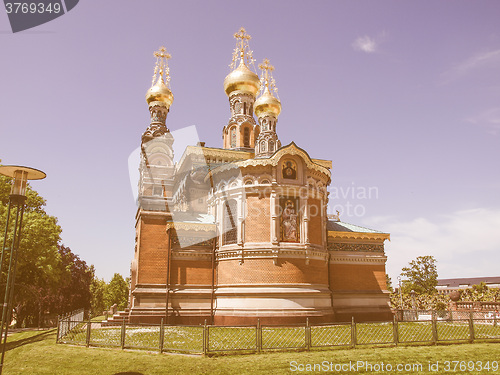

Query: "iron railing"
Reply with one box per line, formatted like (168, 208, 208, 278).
(56, 311, 500, 355)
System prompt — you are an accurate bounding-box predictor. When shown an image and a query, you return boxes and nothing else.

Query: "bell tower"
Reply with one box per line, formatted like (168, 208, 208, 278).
(222, 28, 260, 151)
(254, 58, 281, 158)
(139, 46, 175, 209)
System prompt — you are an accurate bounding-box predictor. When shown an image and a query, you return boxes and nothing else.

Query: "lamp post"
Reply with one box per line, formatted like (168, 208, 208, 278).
(0, 165, 45, 375)
(397, 276, 403, 309)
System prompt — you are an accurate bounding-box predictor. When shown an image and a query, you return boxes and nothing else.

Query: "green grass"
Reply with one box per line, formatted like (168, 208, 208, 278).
(3, 329, 500, 374)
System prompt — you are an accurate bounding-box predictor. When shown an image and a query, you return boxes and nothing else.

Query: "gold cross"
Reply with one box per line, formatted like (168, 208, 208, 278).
(154, 46, 171, 60)
(234, 27, 251, 52)
(259, 58, 274, 86)
(151, 46, 172, 86)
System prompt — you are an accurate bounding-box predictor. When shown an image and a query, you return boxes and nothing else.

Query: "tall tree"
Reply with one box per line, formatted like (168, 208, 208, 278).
(90, 276, 108, 316)
(400, 255, 438, 294)
(105, 273, 129, 311)
(1, 167, 92, 326)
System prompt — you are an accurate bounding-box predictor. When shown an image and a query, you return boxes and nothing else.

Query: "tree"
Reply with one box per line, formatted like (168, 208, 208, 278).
(400, 255, 438, 294)
(50, 244, 93, 314)
(386, 274, 393, 293)
(90, 275, 108, 316)
(104, 273, 129, 311)
(1, 167, 93, 326)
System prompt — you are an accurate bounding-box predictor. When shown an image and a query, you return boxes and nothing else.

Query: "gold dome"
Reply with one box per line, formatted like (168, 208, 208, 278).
(223, 59, 260, 97)
(255, 87, 281, 118)
(146, 75, 173, 107)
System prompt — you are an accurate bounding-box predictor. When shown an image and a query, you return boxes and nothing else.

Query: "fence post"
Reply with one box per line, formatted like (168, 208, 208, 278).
(256, 318, 261, 353)
(56, 315, 60, 343)
(469, 310, 475, 343)
(159, 318, 164, 353)
(203, 319, 207, 355)
(86, 318, 91, 347)
(392, 315, 398, 345)
(120, 320, 126, 349)
(431, 311, 438, 344)
(305, 318, 311, 351)
(350, 317, 356, 348)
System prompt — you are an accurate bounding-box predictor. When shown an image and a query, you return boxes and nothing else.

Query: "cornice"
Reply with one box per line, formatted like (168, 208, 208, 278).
(207, 142, 331, 179)
(327, 231, 390, 241)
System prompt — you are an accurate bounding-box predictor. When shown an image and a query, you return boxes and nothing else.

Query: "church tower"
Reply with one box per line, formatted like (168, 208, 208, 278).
(222, 28, 260, 151)
(254, 58, 282, 158)
(129, 47, 176, 322)
(139, 47, 175, 209)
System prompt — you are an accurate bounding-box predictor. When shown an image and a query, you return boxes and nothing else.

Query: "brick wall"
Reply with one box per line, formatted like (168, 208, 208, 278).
(169, 260, 213, 285)
(245, 195, 270, 242)
(218, 258, 328, 285)
(308, 198, 322, 245)
(329, 263, 387, 291)
(137, 216, 168, 284)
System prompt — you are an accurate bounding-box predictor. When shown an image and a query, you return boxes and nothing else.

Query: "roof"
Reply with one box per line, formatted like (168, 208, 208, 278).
(437, 277, 500, 288)
(327, 220, 385, 234)
(326, 220, 390, 241)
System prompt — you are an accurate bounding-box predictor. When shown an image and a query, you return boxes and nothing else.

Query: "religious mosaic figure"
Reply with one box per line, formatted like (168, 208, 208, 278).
(282, 160, 297, 179)
(281, 198, 299, 242)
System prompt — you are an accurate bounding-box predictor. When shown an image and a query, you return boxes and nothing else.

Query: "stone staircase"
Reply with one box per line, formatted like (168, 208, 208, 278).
(101, 308, 130, 326)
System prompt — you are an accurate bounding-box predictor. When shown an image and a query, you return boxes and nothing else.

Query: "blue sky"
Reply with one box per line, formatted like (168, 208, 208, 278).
(1, 1, 499, 283)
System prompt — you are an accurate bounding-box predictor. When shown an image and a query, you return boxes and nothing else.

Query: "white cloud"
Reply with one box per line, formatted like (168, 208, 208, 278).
(365, 208, 500, 281)
(441, 49, 500, 84)
(352, 36, 378, 53)
(465, 108, 500, 135)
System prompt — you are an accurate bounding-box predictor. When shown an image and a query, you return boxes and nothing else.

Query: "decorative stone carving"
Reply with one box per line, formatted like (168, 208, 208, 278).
(327, 242, 385, 253)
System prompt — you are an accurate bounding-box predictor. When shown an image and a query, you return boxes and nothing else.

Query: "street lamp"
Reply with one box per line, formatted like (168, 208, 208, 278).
(0, 165, 45, 375)
(397, 276, 403, 309)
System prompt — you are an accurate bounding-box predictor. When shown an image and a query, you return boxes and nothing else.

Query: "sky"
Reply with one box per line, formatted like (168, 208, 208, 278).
(1, 1, 499, 283)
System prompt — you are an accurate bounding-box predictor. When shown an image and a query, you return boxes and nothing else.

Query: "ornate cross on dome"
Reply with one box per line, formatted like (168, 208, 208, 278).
(258, 58, 279, 97)
(234, 27, 251, 51)
(230, 27, 255, 70)
(151, 46, 172, 87)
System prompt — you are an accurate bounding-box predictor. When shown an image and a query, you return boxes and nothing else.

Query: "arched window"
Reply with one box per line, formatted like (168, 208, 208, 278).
(243, 127, 250, 147)
(223, 199, 237, 245)
(230, 127, 237, 148)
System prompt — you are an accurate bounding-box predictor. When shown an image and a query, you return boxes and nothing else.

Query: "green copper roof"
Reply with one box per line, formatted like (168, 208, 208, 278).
(327, 220, 386, 234)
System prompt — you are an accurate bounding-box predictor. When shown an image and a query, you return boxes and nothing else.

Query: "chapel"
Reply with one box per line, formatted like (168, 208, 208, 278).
(121, 28, 392, 325)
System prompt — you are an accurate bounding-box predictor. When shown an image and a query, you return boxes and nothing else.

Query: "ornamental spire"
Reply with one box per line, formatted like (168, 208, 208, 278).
(151, 46, 172, 87)
(258, 58, 279, 99)
(229, 27, 256, 71)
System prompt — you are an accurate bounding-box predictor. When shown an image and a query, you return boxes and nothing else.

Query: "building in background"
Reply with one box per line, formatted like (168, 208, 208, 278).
(112, 28, 392, 325)
(437, 276, 500, 294)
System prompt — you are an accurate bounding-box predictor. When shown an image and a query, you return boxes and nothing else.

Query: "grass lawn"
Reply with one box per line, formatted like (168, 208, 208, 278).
(3, 329, 500, 374)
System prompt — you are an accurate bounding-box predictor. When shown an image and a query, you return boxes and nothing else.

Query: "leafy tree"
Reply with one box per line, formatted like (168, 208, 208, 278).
(104, 273, 129, 311)
(50, 244, 93, 314)
(1, 167, 93, 326)
(386, 274, 393, 293)
(400, 255, 438, 294)
(90, 276, 108, 316)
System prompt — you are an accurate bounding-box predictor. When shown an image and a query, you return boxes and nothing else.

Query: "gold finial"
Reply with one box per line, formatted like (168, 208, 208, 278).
(258, 58, 279, 99)
(230, 27, 255, 70)
(151, 46, 172, 87)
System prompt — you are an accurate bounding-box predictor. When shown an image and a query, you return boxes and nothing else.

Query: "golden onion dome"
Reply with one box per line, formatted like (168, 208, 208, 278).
(223, 59, 260, 97)
(254, 86, 281, 118)
(146, 75, 173, 107)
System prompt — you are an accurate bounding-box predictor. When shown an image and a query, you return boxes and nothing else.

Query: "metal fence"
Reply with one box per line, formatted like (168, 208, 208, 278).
(56, 312, 500, 355)
(57, 308, 85, 341)
(395, 309, 500, 322)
